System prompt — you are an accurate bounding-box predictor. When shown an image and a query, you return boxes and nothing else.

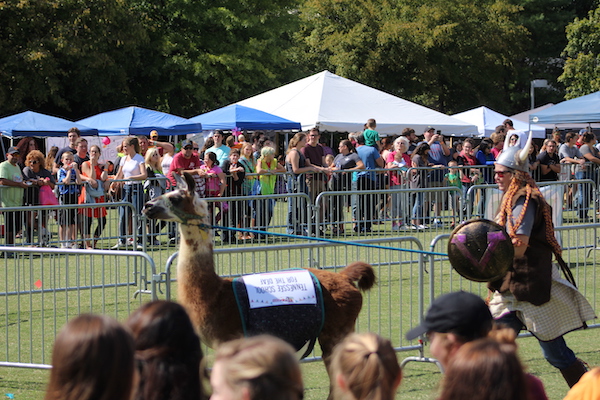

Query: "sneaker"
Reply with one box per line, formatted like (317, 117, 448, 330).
(168, 237, 177, 246)
(136, 243, 143, 250)
(433, 218, 443, 227)
(392, 223, 399, 231)
(418, 224, 429, 230)
(409, 224, 418, 230)
(111, 241, 126, 250)
(70, 242, 79, 249)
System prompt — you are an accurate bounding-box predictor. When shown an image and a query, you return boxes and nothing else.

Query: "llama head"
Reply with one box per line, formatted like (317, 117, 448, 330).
(143, 172, 210, 226)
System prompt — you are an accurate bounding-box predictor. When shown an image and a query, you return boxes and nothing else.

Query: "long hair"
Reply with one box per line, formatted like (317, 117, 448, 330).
(44, 314, 135, 400)
(340, 139, 357, 153)
(411, 143, 430, 160)
(439, 338, 528, 400)
(214, 335, 303, 400)
(331, 333, 401, 400)
(496, 170, 562, 255)
(46, 146, 59, 169)
(127, 301, 204, 400)
(16, 137, 37, 159)
(287, 132, 307, 154)
(124, 136, 141, 154)
(144, 147, 162, 172)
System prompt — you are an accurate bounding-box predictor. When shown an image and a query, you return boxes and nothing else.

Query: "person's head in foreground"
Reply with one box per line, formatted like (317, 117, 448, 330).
(405, 291, 492, 368)
(210, 335, 303, 400)
(44, 314, 136, 400)
(127, 300, 204, 400)
(331, 333, 402, 400)
(439, 337, 528, 400)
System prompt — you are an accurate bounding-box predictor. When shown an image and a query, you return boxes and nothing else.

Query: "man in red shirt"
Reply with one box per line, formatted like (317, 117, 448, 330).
(168, 140, 201, 187)
(166, 140, 202, 244)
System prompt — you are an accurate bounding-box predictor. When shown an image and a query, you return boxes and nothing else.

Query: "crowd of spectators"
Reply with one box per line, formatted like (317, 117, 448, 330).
(2, 121, 599, 252)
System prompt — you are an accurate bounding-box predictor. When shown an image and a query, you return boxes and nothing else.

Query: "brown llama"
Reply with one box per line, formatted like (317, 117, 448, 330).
(143, 172, 375, 397)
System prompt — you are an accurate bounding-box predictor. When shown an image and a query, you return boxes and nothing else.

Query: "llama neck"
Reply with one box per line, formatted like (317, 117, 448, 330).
(177, 223, 217, 278)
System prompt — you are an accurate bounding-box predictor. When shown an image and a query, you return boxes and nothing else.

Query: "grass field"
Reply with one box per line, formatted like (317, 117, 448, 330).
(1, 199, 599, 400)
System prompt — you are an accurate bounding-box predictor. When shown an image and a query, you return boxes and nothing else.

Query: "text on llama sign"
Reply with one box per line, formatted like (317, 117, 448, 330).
(243, 270, 317, 309)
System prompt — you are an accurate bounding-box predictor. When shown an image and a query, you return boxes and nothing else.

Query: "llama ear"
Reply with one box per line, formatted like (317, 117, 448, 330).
(182, 172, 196, 193)
(173, 173, 187, 190)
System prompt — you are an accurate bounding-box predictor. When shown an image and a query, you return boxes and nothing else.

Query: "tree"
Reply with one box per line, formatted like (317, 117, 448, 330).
(558, 6, 600, 99)
(294, 0, 529, 115)
(0, 0, 303, 118)
(0, 0, 148, 118)
(115, 0, 304, 116)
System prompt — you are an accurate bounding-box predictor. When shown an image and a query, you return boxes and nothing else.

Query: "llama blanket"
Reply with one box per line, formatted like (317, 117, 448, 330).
(233, 269, 324, 357)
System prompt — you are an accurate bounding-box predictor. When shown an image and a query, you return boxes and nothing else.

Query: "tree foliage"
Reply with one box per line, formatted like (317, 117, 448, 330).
(0, 0, 302, 118)
(0, 0, 597, 120)
(0, 0, 148, 118)
(294, 0, 529, 114)
(558, 6, 600, 99)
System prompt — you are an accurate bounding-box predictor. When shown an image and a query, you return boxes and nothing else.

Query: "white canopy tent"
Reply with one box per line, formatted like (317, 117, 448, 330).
(237, 71, 478, 136)
(451, 106, 546, 139)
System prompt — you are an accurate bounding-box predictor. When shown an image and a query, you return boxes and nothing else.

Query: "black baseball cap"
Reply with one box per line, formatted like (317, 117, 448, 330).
(405, 291, 492, 340)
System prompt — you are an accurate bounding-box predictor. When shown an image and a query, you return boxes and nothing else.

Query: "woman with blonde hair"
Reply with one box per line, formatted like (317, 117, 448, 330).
(255, 146, 285, 239)
(210, 335, 303, 400)
(144, 147, 168, 245)
(44, 314, 136, 400)
(330, 333, 401, 400)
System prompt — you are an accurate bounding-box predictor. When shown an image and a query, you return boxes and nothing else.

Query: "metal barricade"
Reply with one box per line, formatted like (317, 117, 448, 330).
(0, 247, 158, 369)
(314, 186, 463, 236)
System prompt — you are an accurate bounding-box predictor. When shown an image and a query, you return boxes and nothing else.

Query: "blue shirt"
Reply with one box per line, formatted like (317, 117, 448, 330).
(354, 145, 380, 182)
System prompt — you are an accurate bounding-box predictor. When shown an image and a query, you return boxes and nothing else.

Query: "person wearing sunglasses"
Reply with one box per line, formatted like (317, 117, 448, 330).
(489, 133, 595, 388)
(22, 150, 55, 246)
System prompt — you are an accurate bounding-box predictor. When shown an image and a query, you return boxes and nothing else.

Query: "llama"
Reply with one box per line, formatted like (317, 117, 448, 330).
(143, 172, 375, 394)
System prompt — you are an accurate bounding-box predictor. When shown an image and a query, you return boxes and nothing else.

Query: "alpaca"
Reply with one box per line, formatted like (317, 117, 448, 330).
(143, 172, 375, 395)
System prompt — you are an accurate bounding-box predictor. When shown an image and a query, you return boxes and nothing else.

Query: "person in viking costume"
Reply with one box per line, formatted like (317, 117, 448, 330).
(489, 131, 596, 388)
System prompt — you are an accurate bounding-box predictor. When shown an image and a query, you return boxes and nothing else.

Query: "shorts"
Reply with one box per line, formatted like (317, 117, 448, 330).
(59, 192, 80, 225)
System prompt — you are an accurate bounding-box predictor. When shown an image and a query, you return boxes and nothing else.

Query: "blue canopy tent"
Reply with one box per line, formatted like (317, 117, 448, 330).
(0, 111, 98, 138)
(530, 91, 600, 124)
(189, 104, 301, 131)
(77, 106, 202, 136)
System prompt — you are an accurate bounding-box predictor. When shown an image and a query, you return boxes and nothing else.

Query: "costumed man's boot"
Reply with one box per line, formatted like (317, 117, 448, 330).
(560, 359, 588, 387)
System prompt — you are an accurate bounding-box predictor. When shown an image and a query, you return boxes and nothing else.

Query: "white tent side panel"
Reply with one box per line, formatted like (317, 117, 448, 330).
(238, 71, 478, 136)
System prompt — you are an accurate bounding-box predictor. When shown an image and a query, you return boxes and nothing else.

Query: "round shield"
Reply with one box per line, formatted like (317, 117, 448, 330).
(447, 219, 514, 282)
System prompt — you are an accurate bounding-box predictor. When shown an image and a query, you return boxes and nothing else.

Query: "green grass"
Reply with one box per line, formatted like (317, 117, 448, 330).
(1, 200, 599, 399)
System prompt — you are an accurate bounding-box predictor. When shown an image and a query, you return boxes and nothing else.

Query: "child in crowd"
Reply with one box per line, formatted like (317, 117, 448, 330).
(363, 119, 380, 150)
(57, 151, 82, 248)
(325, 154, 335, 168)
(331, 332, 402, 400)
(444, 160, 463, 228)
